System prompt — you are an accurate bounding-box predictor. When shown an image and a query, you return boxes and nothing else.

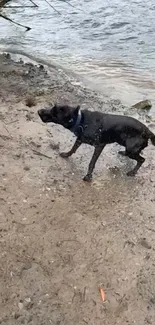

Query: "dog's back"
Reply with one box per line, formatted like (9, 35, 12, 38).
(81, 110, 152, 146)
(83, 110, 147, 133)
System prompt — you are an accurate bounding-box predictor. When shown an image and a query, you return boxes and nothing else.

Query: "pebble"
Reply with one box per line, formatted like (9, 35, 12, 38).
(139, 238, 151, 249)
(13, 311, 20, 319)
(18, 302, 24, 310)
(24, 166, 30, 171)
(132, 100, 152, 110)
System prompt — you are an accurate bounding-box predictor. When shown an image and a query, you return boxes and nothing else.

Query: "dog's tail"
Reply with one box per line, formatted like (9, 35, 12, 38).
(148, 130, 155, 145)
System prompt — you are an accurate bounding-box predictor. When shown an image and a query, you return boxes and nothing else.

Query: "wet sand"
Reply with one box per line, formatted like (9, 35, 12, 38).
(0, 53, 155, 325)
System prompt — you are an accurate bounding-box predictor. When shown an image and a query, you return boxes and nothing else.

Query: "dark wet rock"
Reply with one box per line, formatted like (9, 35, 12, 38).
(3, 53, 11, 60)
(19, 58, 24, 64)
(132, 100, 152, 110)
(24, 166, 30, 171)
(39, 64, 44, 70)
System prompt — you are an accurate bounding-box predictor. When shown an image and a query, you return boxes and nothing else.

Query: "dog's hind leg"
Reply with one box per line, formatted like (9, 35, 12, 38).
(125, 137, 147, 176)
(83, 144, 105, 182)
(60, 139, 82, 158)
(126, 153, 145, 176)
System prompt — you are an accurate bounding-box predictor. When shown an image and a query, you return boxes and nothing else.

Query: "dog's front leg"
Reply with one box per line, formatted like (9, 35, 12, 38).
(83, 144, 105, 182)
(60, 139, 82, 158)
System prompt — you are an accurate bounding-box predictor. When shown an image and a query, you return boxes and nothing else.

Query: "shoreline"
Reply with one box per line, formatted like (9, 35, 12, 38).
(0, 51, 119, 108)
(1, 46, 155, 110)
(1, 52, 155, 325)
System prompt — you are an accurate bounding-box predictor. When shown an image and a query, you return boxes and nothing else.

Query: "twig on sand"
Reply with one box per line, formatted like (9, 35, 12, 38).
(82, 286, 87, 302)
(32, 148, 52, 159)
(5, 119, 18, 125)
(12, 220, 34, 226)
(1, 120, 12, 138)
(0, 133, 11, 140)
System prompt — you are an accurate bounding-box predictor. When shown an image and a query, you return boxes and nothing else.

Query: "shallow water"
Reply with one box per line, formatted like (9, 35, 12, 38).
(0, 0, 155, 107)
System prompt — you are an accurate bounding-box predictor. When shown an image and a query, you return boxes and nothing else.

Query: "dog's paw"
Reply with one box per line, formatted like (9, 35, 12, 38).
(83, 174, 92, 182)
(59, 152, 69, 158)
(126, 170, 136, 177)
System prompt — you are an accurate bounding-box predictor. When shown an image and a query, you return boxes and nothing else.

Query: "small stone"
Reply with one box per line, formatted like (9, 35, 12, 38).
(15, 153, 21, 158)
(25, 298, 31, 303)
(139, 238, 151, 249)
(39, 64, 44, 70)
(132, 100, 152, 110)
(13, 311, 20, 319)
(18, 302, 24, 310)
(24, 297, 33, 310)
(24, 166, 30, 171)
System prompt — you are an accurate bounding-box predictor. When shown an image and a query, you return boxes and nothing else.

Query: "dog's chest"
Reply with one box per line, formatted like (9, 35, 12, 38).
(81, 126, 103, 145)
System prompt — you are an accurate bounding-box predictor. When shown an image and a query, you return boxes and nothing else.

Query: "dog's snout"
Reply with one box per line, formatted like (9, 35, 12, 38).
(38, 107, 52, 123)
(38, 109, 44, 116)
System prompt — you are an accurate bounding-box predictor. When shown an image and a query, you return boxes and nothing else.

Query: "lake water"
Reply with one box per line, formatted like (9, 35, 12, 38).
(0, 0, 155, 107)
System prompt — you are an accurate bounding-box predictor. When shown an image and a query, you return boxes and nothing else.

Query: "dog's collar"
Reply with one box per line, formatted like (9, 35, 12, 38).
(70, 110, 83, 134)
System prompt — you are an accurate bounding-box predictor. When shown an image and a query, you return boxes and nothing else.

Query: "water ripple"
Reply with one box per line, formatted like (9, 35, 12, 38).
(0, 0, 155, 106)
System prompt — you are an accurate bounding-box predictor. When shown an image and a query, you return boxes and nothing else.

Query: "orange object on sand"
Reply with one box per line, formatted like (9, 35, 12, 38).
(99, 287, 105, 302)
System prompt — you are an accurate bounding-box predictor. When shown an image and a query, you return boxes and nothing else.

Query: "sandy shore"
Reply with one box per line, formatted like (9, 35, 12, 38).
(0, 52, 155, 325)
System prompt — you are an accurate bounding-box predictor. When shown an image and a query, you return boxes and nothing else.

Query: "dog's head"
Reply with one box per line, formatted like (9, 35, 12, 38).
(38, 104, 80, 129)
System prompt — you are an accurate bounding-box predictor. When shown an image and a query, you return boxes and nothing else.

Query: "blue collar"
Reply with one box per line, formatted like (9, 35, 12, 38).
(70, 110, 82, 133)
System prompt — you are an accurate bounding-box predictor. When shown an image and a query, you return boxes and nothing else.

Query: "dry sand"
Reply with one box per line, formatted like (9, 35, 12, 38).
(0, 53, 155, 325)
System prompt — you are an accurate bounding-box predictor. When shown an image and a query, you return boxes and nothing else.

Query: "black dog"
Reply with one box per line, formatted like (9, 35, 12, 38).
(38, 104, 155, 181)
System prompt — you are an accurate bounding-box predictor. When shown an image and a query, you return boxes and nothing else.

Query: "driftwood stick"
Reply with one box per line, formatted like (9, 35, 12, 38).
(44, 0, 61, 15)
(4, 6, 37, 8)
(29, 0, 38, 7)
(0, 0, 11, 8)
(0, 13, 31, 31)
(61, 0, 79, 10)
(4, 0, 38, 8)
(32, 148, 52, 159)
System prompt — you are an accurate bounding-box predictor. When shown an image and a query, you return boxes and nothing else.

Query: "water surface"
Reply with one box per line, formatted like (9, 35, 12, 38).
(0, 0, 155, 106)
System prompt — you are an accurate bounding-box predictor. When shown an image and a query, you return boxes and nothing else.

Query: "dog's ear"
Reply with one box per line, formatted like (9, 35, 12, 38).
(52, 103, 58, 117)
(74, 105, 80, 115)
